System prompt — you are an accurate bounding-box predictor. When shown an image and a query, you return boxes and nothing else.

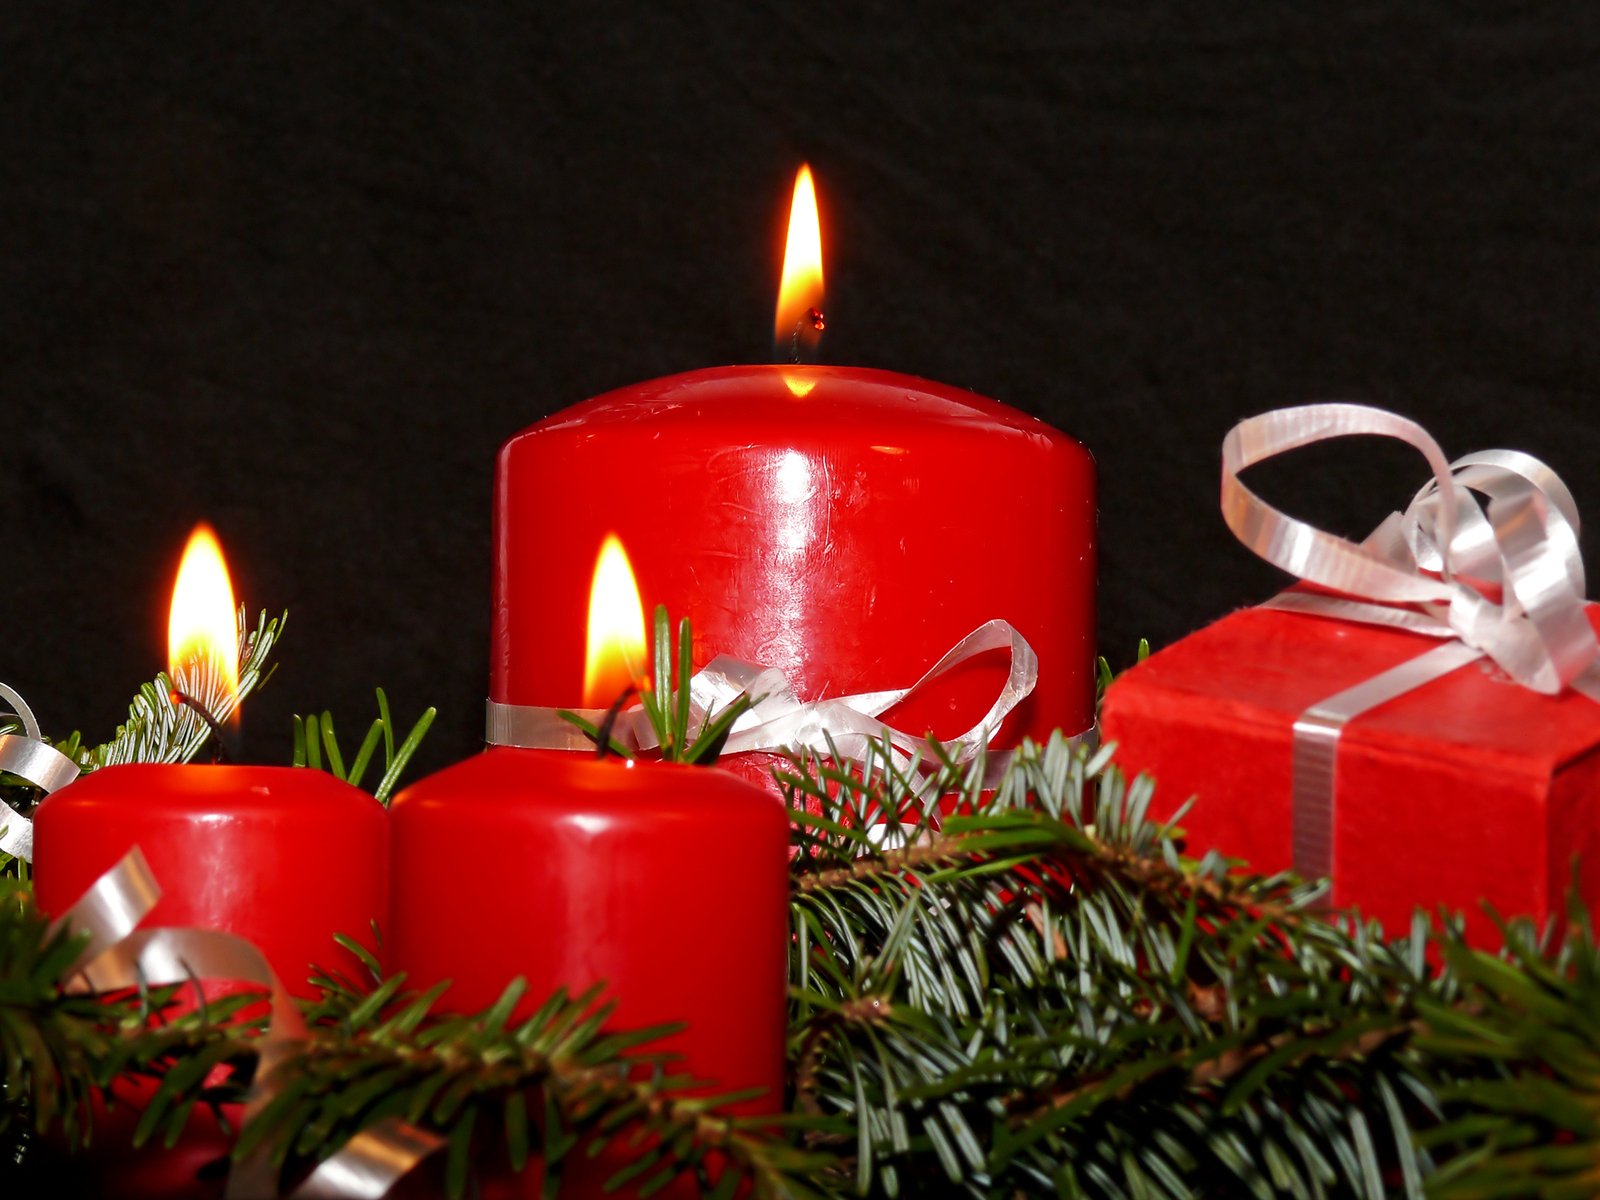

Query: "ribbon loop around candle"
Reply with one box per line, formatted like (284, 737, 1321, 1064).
(485, 618, 1062, 775)
(1221, 403, 1600, 881)
(49, 849, 444, 1198)
(0, 681, 82, 862)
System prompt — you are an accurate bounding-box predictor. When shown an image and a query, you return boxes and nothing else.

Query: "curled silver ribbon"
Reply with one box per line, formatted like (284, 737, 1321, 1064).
(1222, 403, 1600, 879)
(0, 681, 81, 862)
(50, 849, 444, 1198)
(487, 619, 1071, 776)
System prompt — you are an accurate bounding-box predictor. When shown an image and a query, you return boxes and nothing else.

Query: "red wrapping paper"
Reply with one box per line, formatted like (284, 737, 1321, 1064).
(1100, 600, 1600, 946)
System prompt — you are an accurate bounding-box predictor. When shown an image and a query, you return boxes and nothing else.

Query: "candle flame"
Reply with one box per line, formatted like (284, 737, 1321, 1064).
(167, 523, 240, 710)
(775, 164, 825, 362)
(584, 535, 648, 709)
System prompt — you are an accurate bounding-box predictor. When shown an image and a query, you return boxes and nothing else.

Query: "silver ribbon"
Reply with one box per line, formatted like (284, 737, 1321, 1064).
(487, 619, 1057, 775)
(1222, 403, 1600, 879)
(0, 681, 81, 861)
(50, 849, 444, 1198)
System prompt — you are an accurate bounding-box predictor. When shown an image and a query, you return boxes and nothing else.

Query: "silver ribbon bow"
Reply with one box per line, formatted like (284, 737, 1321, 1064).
(0, 682, 82, 862)
(51, 849, 444, 1198)
(1221, 402, 1600, 879)
(487, 619, 1058, 774)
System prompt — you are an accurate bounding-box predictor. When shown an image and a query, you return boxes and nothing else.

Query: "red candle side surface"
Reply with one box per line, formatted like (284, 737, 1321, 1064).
(387, 748, 791, 1115)
(492, 365, 1096, 747)
(33, 764, 389, 997)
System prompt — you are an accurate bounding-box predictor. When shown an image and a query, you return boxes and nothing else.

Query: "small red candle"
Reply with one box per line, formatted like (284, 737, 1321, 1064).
(388, 539, 790, 1122)
(490, 166, 1096, 756)
(33, 526, 388, 996)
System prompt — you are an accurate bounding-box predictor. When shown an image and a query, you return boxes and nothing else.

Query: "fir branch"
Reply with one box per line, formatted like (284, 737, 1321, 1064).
(1095, 637, 1150, 709)
(781, 733, 1470, 1198)
(22, 718, 1600, 1198)
(560, 605, 756, 765)
(248, 969, 834, 1199)
(1414, 909, 1600, 1200)
(794, 836, 975, 894)
(292, 688, 436, 805)
(0, 877, 260, 1156)
(92, 608, 284, 768)
(2, 900, 830, 1197)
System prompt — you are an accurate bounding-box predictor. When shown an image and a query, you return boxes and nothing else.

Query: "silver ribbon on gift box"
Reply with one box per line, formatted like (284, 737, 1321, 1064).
(0, 683, 83, 862)
(50, 850, 444, 1198)
(486, 618, 1080, 778)
(1221, 402, 1600, 881)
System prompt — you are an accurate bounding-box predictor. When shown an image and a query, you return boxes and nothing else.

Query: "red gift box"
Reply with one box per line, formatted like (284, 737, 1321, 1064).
(1101, 402, 1600, 946)
(1101, 600, 1600, 944)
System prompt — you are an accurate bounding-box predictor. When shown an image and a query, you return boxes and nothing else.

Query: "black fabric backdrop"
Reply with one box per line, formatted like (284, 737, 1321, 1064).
(3, 4, 1598, 774)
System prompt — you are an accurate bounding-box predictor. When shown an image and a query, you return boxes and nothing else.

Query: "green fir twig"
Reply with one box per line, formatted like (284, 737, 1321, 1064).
(782, 734, 1518, 1198)
(1, 609, 288, 882)
(15, 716, 1600, 1196)
(93, 608, 284, 768)
(293, 688, 436, 805)
(560, 605, 754, 765)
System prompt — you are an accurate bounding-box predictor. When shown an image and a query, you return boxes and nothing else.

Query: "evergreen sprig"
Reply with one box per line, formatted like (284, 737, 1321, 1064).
(293, 688, 437, 805)
(14, 729, 1600, 1196)
(255, 942, 833, 1198)
(0, 872, 260, 1158)
(93, 608, 284, 768)
(1095, 638, 1150, 706)
(1, 608, 285, 880)
(780, 734, 1563, 1199)
(1415, 915, 1600, 1199)
(560, 604, 755, 765)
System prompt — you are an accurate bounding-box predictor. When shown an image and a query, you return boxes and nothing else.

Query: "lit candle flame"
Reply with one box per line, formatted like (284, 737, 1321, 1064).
(774, 163, 825, 366)
(584, 535, 648, 709)
(167, 523, 240, 711)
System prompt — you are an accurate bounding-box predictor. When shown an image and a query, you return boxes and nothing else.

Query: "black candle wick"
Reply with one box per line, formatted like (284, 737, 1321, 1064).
(785, 307, 826, 365)
(595, 685, 638, 761)
(169, 689, 233, 764)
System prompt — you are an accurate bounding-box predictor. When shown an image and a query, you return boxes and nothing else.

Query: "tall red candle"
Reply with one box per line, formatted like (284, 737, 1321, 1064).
(491, 170, 1095, 755)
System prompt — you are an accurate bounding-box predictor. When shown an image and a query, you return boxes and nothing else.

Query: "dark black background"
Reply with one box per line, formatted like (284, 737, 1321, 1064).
(4, 4, 1598, 775)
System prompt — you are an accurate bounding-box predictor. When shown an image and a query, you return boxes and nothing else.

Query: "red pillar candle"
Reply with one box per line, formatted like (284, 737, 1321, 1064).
(491, 170, 1095, 754)
(34, 765, 388, 997)
(389, 540, 790, 1141)
(28, 525, 389, 1200)
(388, 748, 790, 1105)
(31, 761, 387, 1200)
(32, 526, 388, 995)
